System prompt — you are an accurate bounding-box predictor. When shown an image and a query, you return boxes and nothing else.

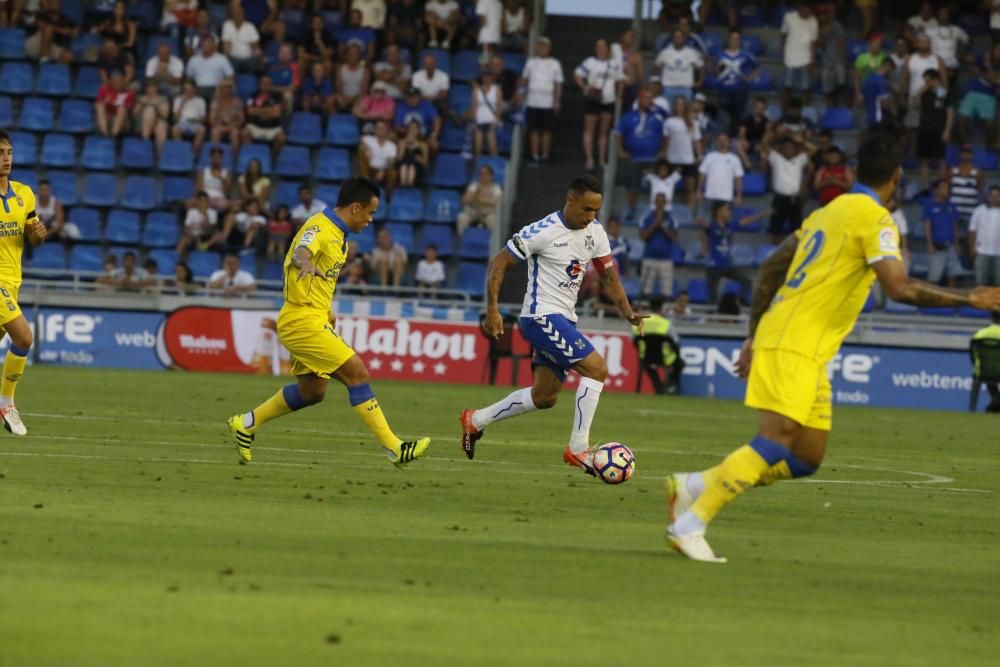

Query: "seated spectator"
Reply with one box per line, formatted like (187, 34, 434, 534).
(616, 89, 665, 202)
(472, 69, 503, 158)
(700, 203, 766, 305)
(96, 254, 118, 290)
(108, 251, 155, 292)
(186, 35, 235, 98)
(736, 97, 773, 168)
(301, 61, 335, 115)
(394, 88, 440, 151)
(334, 43, 370, 113)
(411, 55, 451, 116)
(762, 138, 811, 243)
(195, 146, 232, 213)
(290, 184, 327, 228)
(957, 72, 999, 148)
(639, 193, 677, 297)
(182, 7, 214, 59)
(457, 165, 502, 235)
(221, 2, 261, 73)
(415, 244, 446, 297)
(238, 158, 273, 203)
(133, 79, 170, 152)
(374, 44, 413, 99)
(340, 239, 369, 286)
(242, 75, 286, 154)
(171, 79, 208, 156)
(269, 43, 301, 114)
(916, 69, 953, 189)
(654, 29, 703, 105)
(425, 0, 460, 49)
(358, 121, 398, 195)
(299, 13, 337, 72)
(96, 1, 137, 51)
(143, 258, 161, 292)
(923, 179, 963, 287)
(669, 290, 695, 319)
(814, 146, 853, 206)
(970, 187, 1000, 287)
(370, 228, 407, 287)
(642, 160, 681, 211)
(387, 0, 422, 49)
(95, 70, 134, 138)
(397, 121, 429, 187)
(337, 9, 377, 61)
(164, 261, 198, 295)
(96, 38, 134, 85)
(161, 0, 200, 40)
(209, 79, 245, 154)
(353, 81, 397, 132)
(178, 191, 224, 255)
(267, 204, 293, 260)
(209, 253, 257, 297)
(501, 0, 530, 53)
(34, 179, 74, 243)
(145, 42, 184, 97)
(25, 0, 78, 64)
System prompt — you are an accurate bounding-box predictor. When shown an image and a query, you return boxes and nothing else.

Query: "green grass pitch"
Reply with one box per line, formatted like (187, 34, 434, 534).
(0, 367, 997, 666)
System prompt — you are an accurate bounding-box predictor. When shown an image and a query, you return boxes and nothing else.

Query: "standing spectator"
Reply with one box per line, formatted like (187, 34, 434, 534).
(615, 90, 664, 202)
(290, 184, 327, 229)
(457, 165, 502, 235)
(242, 75, 286, 154)
(145, 42, 184, 97)
(209, 253, 257, 297)
(334, 43, 370, 113)
(662, 96, 703, 212)
(949, 145, 984, 228)
(25, 0, 78, 64)
(605, 217, 630, 273)
(477, 0, 503, 57)
(639, 193, 678, 297)
(643, 160, 682, 211)
(178, 191, 224, 255)
(397, 121, 429, 187)
(957, 70, 998, 147)
(612, 29, 645, 109)
(387, 0, 422, 50)
(358, 120, 398, 195)
(762, 138, 811, 243)
(209, 79, 245, 154)
(353, 0, 387, 30)
(780, 3, 818, 102)
(370, 229, 408, 288)
(715, 29, 759, 134)
(923, 180, 963, 287)
(852, 33, 886, 105)
(239, 158, 272, 203)
(926, 7, 968, 89)
(353, 81, 397, 132)
(862, 59, 895, 128)
(266, 204, 292, 260)
(902, 36, 947, 145)
(906, 1, 937, 41)
(301, 62, 335, 116)
(574, 39, 625, 171)
(634, 76, 671, 122)
(970, 188, 1000, 287)
(521, 36, 563, 164)
(814, 147, 853, 206)
(221, 3, 261, 73)
(690, 93, 715, 137)
(299, 13, 336, 72)
(425, 0, 460, 49)
(415, 245, 446, 297)
(195, 146, 232, 213)
(915, 69, 953, 190)
(96, 38, 134, 84)
(472, 69, 503, 158)
(374, 45, 413, 99)
(696, 133, 744, 222)
(735, 97, 773, 167)
(269, 43, 301, 114)
(95, 71, 134, 138)
(132, 79, 170, 151)
(654, 29, 703, 105)
(171, 79, 208, 156)
(337, 10, 376, 61)
(816, 6, 845, 107)
(501, 0, 530, 53)
(186, 35, 235, 98)
(700, 203, 760, 305)
(411, 54, 451, 116)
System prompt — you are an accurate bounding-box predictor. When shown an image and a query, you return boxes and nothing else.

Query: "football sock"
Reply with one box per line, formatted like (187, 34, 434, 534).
(245, 384, 314, 432)
(569, 377, 604, 454)
(756, 453, 818, 487)
(348, 383, 403, 451)
(471, 387, 537, 430)
(0, 344, 29, 407)
(685, 471, 706, 498)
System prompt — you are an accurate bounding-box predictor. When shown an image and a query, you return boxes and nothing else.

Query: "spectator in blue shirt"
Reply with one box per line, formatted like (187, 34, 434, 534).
(715, 30, 759, 133)
(394, 88, 441, 150)
(862, 59, 894, 127)
(301, 61, 334, 115)
(700, 203, 769, 304)
(606, 217, 630, 273)
(337, 9, 376, 61)
(617, 89, 666, 202)
(923, 179, 964, 286)
(639, 193, 678, 297)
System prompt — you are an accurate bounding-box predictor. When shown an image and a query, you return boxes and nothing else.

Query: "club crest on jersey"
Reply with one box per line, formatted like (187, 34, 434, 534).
(564, 259, 584, 280)
(585, 235, 595, 251)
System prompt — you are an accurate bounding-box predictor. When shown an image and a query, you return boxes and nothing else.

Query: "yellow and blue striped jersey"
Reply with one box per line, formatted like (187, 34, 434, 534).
(0, 180, 37, 288)
(282, 208, 350, 311)
(754, 184, 902, 362)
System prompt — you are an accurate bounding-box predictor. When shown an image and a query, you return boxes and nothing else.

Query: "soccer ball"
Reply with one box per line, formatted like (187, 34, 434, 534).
(592, 443, 635, 485)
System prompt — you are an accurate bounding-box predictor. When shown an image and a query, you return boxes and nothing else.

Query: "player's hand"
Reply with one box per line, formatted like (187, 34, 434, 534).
(627, 312, 649, 335)
(328, 311, 337, 328)
(28, 219, 46, 244)
(735, 337, 754, 379)
(970, 286, 1000, 313)
(296, 260, 326, 281)
(483, 309, 504, 339)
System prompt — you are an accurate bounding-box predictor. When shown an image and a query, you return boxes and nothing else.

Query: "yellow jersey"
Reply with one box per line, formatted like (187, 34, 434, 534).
(754, 185, 902, 362)
(0, 179, 37, 288)
(282, 207, 350, 311)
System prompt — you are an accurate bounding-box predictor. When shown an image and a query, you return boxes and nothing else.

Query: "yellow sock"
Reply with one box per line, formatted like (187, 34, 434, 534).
(690, 436, 791, 524)
(756, 460, 792, 487)
(1, 348, 28, 404)
(353, 397, 403, 451)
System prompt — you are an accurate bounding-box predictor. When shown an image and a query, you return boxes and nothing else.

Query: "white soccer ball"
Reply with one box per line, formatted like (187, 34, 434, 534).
(592, 443, 635, 485)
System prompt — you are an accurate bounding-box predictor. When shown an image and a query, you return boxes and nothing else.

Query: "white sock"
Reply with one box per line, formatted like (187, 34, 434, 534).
(0, 396, 11, 408)
(686, 472, 705, 499)
(472, 387, 537, 430)
(569, 377, 604, 454)
(242, 412, 255, 429)
(671, 511, 706, 536)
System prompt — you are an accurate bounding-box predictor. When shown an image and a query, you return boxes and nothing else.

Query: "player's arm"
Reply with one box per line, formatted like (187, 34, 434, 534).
(291, 245, 325, 281)
(24, 197, 45, 246)
(596, 258, 646, 333)
(483, 249, 517, 339)
(872, 258, 1000, 311)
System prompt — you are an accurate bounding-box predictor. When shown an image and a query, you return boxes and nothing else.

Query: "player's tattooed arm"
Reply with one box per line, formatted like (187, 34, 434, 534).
(873, 258, 1000, 311)
(598, 264, 648, 332)
(747, 233, 799, 336)
(292, 246, 325, 281)
(483, 250, 518, 339)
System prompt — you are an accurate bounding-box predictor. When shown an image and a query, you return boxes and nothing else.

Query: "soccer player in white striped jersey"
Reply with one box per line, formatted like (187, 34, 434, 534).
(459, 176, 646, 474)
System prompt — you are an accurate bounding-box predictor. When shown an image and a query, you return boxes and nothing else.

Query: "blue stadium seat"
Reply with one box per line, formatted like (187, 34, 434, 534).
(162, 176, 194, 204)
(623, 277, 642, 301)
(475, 156, 506, 184)
(456, 262, 486, 298)
(457, 227, 491, 260)
(384, 222, 415, 254)
(847, 39, 869, 62)
(287, 112, 322, 145)
(36, 63, 70, 96)
(105, 209, 141, 244)
(70, 32, 102, 61)
(424, 189, 460, 223)
(281, 8, 306, 40)
(66, 207, 101, 242)
(732, 206, 762, 231)
(148, 249, 179, 275)
(687, 278, 710, 304)
(747, 68, 775, 92)
(418, 224, 455, 257)
(973, 147, 999, 172)
(500, 51, 524, 73)
(127, 1, 157, 31)
(0, 29, 26, 59)
(439, 122, 467, 153)
(144, 34, 177, 61)
(372, 197, 387, 222)
(430, 153, 468, 188)
(143, 211, 179, 248)
(40, 133, 75, 168)
(81, 173, 116, 207)
(28, 244, 66, 271)
(11, 169, 35, 190)
(730, 243, 755, 267)
(261, 260, 283, 282)
(74, 66, 102, 98)
(235, 73, 258, 98)
(198, 142, 233, 169)
(68, 245, 104, 273)
(742, 172, 767, 196)
(238, 253, 257, 278)
(9, 131, 35, 165)
(58, 99, 94, 134)
(0, 62, 33, 94)
(452, 50, 480, 82)
(0, 96, 11, 128)
(121, 176, 158, 210)
(820, 107, 855, 131)
(959, 306, 991, 319)
(448, 84, 472, 115)
(497, 124, 512, 154)
(919, 307, 956, 317)
(314, 183, 340, 207)
(418, 48, 451, 74)
(326, 114, 359, 147)
(18, 97, 54, 131)
(315, 146, 350, 181)
(237, 143, 271, 173)
(48, 170, 78, 206)
(120, 137, 155, 170)
(681, 240, 705, 266)
(355, 224, 375, 253)
(885, 299, 918, 314)
(80, 135, 115, 170)
(187, 250, 221, 278)
(271, 180, 301, 210)
(388, 187, 423, 222)
(275, 145, 310, 178)
(702, 32, 724, 58)
(742, 34, 764, 56)
(159, 139, 194, 173)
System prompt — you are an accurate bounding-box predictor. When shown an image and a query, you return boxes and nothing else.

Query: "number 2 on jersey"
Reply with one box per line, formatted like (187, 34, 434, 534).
(786, 230, 825, 289)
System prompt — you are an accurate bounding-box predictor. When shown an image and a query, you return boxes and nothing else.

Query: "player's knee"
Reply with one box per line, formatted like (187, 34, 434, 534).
(10, 330, 32, 351)
(300, 386, 326, 404)
(580, 360, 608, 383)
(531, 390, 558, 410)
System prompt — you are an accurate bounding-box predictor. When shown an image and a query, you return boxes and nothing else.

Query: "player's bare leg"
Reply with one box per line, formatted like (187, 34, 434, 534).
(0, 314, 33, 436)
(229, 372, 327, 463)
(563, 351, 608, 475)
(461, 365, 559, 459)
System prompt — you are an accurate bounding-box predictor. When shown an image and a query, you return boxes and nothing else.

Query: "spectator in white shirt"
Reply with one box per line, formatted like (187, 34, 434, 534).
(781, 4, 818, 100)
(906, 1, 938, 42)
(477, 0, 503, 56)
(411, 54, 451, 114)
(654, 29, 703, 105)
(221, 3, 261, 73)
(522, 36, 563, 163)
(185, 36, 235, 98)
(145, 42, 183, 97)
(107, 251, 156, 293)
(970, 187, 1000, 286)
(926, 7, 968, 79)
(290, 184, 328, 229)
(178, 191, 224, 255)
(170, 80, 207, 156)
(353, 0, 387, 30)
(359, 120, 399, 196)
(662, 96, 703, 212)
(457, 165, 502, 235)
(762, 138, 812, 242)
(696, 134, 744, 222)
(425, 0, 460, 49)
(371, 229, 408, 287)
(209, 254, 257, 297)
(415, 244, 446, 297)
(643, 160, 682, 210)
(575, 38, 625, 171)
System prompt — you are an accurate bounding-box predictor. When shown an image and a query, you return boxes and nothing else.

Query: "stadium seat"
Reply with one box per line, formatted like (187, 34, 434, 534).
(40, 133, 76, 168)
(74, 66, 102, 98)
(0, 61, 32, 95)
(372, 197, 388, 222)
(162, 176, 194, 204)
(920, 307, 956, 317)
(187, 250, 221, 278)
(80, 135, 115, 170)
(144, 34, 177, 61)
(384, 222, 415, 254)
(701, 32, 723, 57)
(801, 105, 819, 125)
(683, 239, 705, 266)
(68, 245, 105, 273)
(885, 299, 918, 314)
(70, 32, 102, 61)
(120, 137, 155, 170)
(732, 206, 762, 231)
(238, 253, 257, 277)
(275, 145, 310, 178)
(475, 156, 506, 184)
(820, 107, 855, 131)
(742, 34, 764, 56)
(623, 277, 642, 300)
(439, 122, 467, 153)
(730, 243, 755, 267)
(452, 50, 480, 82)
(235, 73, 258, 98)
(237, 143, 271, 174)
(355, 224, 375, 253)
(271, 180, 301, 210)
(418, 48, 451, 74)
(457, 227, 491, 260)
(27, 244, 66, 271)
(105, 209, 141, 244)
(66, 207, 101, 242)
(847, 39, 868, 62)
(456, 262, 487, 298)
(18, 97, 54, 131)
(81, 172, 117, 207)
(326, 114, 360, 147)
(418, 224, 455, 257)
(315, 146, 350, 181)
(497, 124, 512, 154)
(747, 68, 775, 92)
(9, 131, 35, 165)
(287, 112, 323, 145)
(127, 0, 157, 31)
(687, 279, 710, 304)
(0, 96, 11, 128)
(142, 211, 179, 248)
(959, 306, 991, 319)
(388, 187, 423, 222)
(0, 29, 25, 59)
(159, 139, 194, 173)
(121, 176, 158, 211)
(672, 203, 695, 227)
(742, 172, 767, 196)
(148, 249, 179, 275)
(500, 51, 525, 73)
(425, 189, 460, 223)
(314, 183, 340, 207)
(261, 259, 283, 282)
(36, 63, 71, 96)
(430, 153, 468, 188)
(11, 169, 35, 190)
(448, 84, 472, 115)
(47, 170, 78, 206)
(58, 99, 94, 134)
(973, 147, 999, 172)
(197, 142, 233, 169)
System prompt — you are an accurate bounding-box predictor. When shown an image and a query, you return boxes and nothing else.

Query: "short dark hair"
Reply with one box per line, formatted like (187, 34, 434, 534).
(923, 68, 941, 81)
(0, 130, 10, 146)
(568, 175, 602, 197)
(993, 312, 1000, 324)
(298, 184, 312, 193)
(677, 290, 689, 297)
(819, 129, 834, 140)
(337, 177, 381, 208)
(856, 130, 903, 187)
(425, 244, 438, 251)
(39, 178, 50, 187)
(990, 186, 1000, 195)
(648, 295, 667, 311)
(196, 190, 209, 198)
(788, 97, 803, 110)
(123, 251, 136, 259)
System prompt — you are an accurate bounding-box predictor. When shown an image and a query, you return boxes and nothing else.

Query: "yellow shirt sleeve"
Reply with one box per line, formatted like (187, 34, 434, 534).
(295, 223, 326, 258)
(861, 205, 902, 266)
(20, 185, 37, 224)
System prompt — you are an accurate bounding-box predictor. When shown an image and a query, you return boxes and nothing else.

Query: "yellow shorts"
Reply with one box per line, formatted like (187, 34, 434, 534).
(745, 348, 832, 431)
(277, 306, 354, 379)
(0, 283, 22, 328)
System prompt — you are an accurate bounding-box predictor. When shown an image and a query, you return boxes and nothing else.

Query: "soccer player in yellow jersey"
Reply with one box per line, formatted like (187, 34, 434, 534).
(227, 178, 430, 466)
(664, 131, 1000, 563)
(0, 130, 47, 436)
